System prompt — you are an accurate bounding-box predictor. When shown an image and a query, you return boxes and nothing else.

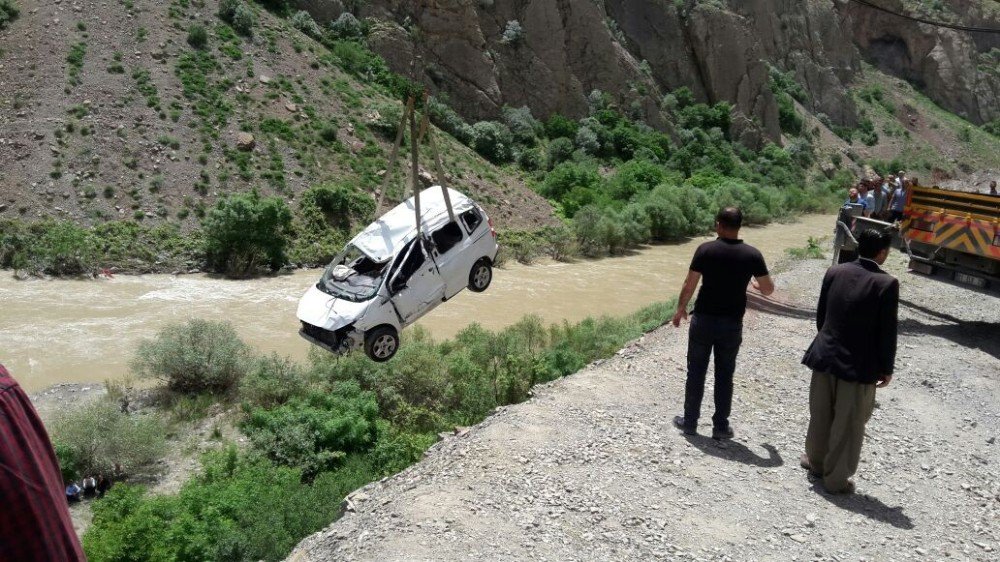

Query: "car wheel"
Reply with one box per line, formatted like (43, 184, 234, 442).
(468, 258, 492, 292)
(365, 326, 399, 362)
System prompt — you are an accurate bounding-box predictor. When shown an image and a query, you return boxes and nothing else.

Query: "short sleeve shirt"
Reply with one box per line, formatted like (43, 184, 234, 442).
(690, 238, 769, 318)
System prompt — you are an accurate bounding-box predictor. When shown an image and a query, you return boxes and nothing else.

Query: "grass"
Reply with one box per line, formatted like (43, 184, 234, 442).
(66, 42, 86, 86)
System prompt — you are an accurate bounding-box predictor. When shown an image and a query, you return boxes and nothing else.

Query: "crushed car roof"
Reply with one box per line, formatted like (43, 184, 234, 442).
(352, 186, 476, 263)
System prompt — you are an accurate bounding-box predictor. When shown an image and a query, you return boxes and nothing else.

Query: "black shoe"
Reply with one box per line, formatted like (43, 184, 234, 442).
(712, 426, 734, 440)
(673, 416, 696, 435)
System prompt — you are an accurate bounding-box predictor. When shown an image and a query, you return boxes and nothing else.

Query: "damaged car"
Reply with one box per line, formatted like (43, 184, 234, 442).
(297, 186, 499, 362)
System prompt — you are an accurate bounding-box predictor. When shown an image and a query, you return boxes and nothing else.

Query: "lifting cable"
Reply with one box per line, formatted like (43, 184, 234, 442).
(846, 0, 1000, 34)
(373, 92, 456, 237)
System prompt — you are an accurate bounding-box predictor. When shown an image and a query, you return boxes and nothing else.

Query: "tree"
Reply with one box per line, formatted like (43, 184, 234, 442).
(202, 191, 293, 277)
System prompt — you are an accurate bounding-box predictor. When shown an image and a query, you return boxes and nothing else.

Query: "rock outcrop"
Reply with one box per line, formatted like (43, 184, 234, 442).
(834, 0, 1000, 125)
(299, 0, 1000, 142)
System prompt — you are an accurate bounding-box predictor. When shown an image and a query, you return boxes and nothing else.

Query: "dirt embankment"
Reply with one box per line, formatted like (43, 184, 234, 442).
(288, 250, 1000, 562)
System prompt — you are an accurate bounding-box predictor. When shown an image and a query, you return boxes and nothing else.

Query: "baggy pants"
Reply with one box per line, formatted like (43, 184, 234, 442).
(805, 370, 876, 493)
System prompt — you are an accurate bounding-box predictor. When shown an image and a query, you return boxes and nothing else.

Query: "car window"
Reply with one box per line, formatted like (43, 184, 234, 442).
(431, 221, 464, 255)
(460, 208, 482, 234)
(390, 240, 426, 292)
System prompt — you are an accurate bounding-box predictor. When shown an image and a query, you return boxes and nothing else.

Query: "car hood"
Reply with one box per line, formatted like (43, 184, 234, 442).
(296, 284, 371, 331)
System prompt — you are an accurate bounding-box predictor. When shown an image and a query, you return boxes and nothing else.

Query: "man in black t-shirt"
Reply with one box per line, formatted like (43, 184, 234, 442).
(671, 207, 774, 440)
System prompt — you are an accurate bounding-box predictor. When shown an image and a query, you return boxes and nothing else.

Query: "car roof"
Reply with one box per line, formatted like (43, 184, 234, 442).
(351, 186, 477, 263)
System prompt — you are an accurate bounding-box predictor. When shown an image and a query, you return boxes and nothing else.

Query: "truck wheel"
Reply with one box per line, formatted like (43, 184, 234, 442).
(365, 326, 399, 362)
(468, 258, 492, 292)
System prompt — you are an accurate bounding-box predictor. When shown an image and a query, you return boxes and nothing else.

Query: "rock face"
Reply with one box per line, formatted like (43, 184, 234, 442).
(835, 0, 1000, 125)
(299, 0, 999, 142)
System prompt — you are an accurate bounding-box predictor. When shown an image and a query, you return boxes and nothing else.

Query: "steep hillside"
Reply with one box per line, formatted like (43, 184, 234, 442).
(0, 0, 555, 230)
(314, 0, 999, 145)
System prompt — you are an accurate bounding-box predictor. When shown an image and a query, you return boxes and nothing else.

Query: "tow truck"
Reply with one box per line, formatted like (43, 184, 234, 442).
(832, 183, 1000, 289)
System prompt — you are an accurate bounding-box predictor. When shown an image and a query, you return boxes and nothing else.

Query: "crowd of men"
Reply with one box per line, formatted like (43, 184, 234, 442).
(846, 172, 999, 224)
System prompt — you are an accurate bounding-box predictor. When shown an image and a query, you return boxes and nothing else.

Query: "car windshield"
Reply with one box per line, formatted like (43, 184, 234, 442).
(317, 244, 387, 302)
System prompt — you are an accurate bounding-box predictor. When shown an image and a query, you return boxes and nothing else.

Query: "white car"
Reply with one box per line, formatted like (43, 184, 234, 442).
(297, 186, 499, 362)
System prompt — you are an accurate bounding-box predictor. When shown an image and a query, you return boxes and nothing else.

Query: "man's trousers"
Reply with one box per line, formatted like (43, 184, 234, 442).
(805, 370, 876, 493)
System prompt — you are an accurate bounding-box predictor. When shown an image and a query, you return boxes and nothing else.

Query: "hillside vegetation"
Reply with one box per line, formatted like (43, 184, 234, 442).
(1, 0, 998, 277)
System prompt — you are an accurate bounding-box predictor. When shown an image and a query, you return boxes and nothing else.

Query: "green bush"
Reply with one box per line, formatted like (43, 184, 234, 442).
(230, 2, 256, 36)
(49, 399, 166, 478)
(289, 183, 375, 266)
(0, 0, 20, 30)
(242, 384, 379, 477)
(328, 12, 364, 40)
(544, 114, 579, 139)
(239, 353, 307, 407)
(471, 121, 515, 163)
(776, 92, 803, 136)
(131, 319, 252, 394)
(203, 191, 293, 277)
(290, 10, 321, 38)
(370, 422, 436, 477)
(187, 24, 208, 49)
(83, 449, 368, 562)
(502, 105, 541, 146)
(546, 137, 574, 168)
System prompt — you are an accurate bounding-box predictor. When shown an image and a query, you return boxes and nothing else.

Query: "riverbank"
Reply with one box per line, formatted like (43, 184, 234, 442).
(4, 214, 835, 393)
(288, 248, 1000, 561)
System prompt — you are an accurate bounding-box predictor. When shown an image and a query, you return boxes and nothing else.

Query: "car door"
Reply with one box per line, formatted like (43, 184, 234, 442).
(428, 220, 469, 298)
(388, 239, 445, 324)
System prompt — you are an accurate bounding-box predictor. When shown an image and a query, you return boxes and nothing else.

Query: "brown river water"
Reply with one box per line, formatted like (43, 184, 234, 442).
(1, 215, 833, 392)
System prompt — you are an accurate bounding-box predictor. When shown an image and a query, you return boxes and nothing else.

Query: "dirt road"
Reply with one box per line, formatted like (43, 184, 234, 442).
(289, 251, 1000, 562)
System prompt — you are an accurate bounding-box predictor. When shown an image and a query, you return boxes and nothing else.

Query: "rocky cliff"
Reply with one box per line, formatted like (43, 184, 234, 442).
(300, 0, 999, 144)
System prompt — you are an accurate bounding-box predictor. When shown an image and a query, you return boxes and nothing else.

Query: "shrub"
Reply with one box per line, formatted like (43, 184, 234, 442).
(776, 92, 803, 136)
(502, 105, 541, 146)
(187, 24, 208, 49)
(427, 97, 474, 145)
(239, 352, 307, 407)
(31, 221, 98, 275)
(289, 183, 375, 265)
(574, 126, 600, 155)
(202, 191, 294, 277)
(218, 0, 240, 21)
(131, 319, 252, 394)
(49, 399, 166, 478)
(546, 137, 574, 168)
(544, 114, 578, 139)
(500, 20, 523, 45)
(231, 2, 256, 36)
(290, 10, 321, 38)
(242, 385, 379, 477)
(370, 423, 436, 477)
(540, 161, 601, 203)
(0, 0, 19, 30)
(471, 121, 514, 163)
(328, 12, 363, 40)
(83, 450, 366, 562)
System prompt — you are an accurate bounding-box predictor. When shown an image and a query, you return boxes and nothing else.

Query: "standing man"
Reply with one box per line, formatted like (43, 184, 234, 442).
(989, 180, 998, 197)
(0, 363, 86, 561)
(858, 182, 875, 217)
(800, 229, 899, 494)
(671, 207, 774, 439)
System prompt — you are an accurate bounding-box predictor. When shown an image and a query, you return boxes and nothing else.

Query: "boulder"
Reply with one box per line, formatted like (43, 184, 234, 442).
(236, 132, 256, 151)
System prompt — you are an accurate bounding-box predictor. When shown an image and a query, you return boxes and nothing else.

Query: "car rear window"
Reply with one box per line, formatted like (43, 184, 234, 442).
(461, 208, 483, 234)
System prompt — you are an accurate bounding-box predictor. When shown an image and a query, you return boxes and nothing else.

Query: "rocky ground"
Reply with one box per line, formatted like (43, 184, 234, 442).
(288, 249, 1000, 562)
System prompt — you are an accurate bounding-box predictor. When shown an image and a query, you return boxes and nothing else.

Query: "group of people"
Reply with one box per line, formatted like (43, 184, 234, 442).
(65, 473, 113, 503)
(844, 170, 913, 223)
(673, 206, 898, 495)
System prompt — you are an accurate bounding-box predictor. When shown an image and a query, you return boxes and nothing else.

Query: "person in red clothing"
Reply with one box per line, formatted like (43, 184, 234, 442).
(0, 363, 86, 561)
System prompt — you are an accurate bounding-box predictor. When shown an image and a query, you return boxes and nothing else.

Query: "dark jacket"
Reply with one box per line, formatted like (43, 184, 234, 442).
(802, 259, 899, 384)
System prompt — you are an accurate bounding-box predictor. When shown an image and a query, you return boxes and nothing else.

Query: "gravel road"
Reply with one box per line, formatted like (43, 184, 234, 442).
(288, 250, 1000, 562)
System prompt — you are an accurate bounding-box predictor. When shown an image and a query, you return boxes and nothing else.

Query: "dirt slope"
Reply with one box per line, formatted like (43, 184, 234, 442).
(288, 251, 1000, 561)
(0, 0, 555, 230)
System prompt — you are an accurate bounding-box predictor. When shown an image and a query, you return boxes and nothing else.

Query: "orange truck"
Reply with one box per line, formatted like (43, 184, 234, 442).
(901, 185, 1000, 288)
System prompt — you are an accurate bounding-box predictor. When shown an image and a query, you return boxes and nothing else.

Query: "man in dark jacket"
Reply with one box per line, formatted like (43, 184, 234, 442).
(0, 363, 86, 561)
(800, 228, 899, 494)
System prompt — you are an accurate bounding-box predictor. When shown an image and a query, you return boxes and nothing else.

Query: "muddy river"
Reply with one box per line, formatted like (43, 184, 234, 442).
(1, 215, 833, 391)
